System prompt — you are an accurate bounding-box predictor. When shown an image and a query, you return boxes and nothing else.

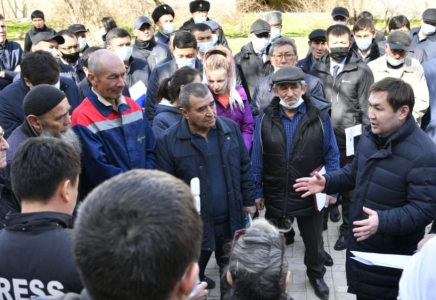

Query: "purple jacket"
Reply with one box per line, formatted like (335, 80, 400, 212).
(209, 85, 254, 152)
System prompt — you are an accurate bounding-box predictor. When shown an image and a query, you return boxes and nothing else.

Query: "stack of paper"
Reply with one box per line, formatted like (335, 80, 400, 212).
(351, 251, 412, 269)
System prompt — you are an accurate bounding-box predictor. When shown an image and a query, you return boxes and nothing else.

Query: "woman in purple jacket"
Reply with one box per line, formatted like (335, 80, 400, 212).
(203, 46, 254, 152)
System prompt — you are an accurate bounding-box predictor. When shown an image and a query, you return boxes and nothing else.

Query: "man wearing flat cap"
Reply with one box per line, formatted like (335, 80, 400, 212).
(369, 31, 429, 126)
(30, 32, 64, 59)
(298, 29, 328, 73)
(68, 24, 89, 54)
(263, 11, 282, 42)
(411, 8, 436, 59)
(131, 16, 171, 71)
(152, 4, 175, 45)
(235, 19, 271, 101)
(5, 84, 80, 179)
(251, 66, 339, 300)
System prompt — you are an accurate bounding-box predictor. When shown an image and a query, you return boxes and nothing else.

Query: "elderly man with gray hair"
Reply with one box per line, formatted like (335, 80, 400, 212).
(251, 66, 340, 300)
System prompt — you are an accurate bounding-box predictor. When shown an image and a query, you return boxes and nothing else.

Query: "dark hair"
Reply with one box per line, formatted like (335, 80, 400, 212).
(389, 15, 410, 31)
(57, 29, 77, 39)
(106, 28, 131, 44)
(358, 11, 373, 21)
(173, 31, 197, 50)
(82, 46, 101, 68)
(73, 169, 203, 300)
(269, 37, 297, 56)
(353, 17, 375, 33)
(156, 66, 200, 104)
(326, 25, 351, 42)
(31, 10, 44, 20)
(179, 82, 210, 110)
(11, 137, 81, 203)
(192, 23, 212, 35)
(228, 219, 288, 300)
(21, 50, 60, 85)
(101, 17, 118, 32)
(369, 77, 414, 118)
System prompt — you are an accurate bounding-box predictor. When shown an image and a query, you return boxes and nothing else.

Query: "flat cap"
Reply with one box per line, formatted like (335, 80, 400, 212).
(190, 0, 210, 13)
(133, 16, 152, 30)
(309, 29, 326, 41)
(23, 84, 66, 117)
(250, 19, 270, 35)
(31, 32, 65, 46)
(331, 7, 349, 18)
(263, 11, 282, 26)
(203, 20, 219, 31)
(423, 8, 436, 24)
(271, 66, 305, 85)
(387, 31, 411, 51)
(152, 5, 175, 23)
(68, 24, 87, 33)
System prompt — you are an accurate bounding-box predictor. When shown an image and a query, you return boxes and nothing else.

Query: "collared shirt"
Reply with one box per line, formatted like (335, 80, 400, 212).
(251, 102, 340, 198)
(358, 47, 372, 59)
(329, 56, 347, 77)
(92, 87, 126, 111)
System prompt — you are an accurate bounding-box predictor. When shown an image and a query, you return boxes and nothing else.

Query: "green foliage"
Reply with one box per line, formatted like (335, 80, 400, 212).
(5, 22, 32, 40)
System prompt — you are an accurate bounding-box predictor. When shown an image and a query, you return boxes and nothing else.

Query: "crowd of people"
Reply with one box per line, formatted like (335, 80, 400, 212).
(0, 0, 436, 299)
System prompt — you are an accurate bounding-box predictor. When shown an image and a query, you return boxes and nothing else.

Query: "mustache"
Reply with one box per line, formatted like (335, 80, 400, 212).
(283, 96, 298, 101)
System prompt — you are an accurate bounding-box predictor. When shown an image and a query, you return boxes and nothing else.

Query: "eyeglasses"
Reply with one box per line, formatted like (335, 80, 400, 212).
(273, 53, 296, 60)
(60, 44, 79, 51)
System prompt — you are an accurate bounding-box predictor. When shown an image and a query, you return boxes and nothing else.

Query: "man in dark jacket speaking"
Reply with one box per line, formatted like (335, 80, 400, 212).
(251, 67, 340, 300)
(294, 77, 436, 300)
(156, 82, 256, 297)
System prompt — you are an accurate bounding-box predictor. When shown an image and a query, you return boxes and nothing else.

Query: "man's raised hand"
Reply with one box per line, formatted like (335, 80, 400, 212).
(293, 172, 326, 198)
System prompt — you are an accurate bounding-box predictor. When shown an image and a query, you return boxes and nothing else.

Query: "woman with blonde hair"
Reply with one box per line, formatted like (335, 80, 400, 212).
(203, 46, 254, 152)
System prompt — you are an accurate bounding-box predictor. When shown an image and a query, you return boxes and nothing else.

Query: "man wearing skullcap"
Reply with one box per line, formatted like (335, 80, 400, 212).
(152, 4, 175, 45)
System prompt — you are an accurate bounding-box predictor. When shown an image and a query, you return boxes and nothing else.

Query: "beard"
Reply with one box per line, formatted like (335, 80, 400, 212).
(39, 127, 82, 154)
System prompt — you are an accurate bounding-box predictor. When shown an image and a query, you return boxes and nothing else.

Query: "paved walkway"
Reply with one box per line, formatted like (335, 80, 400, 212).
(204, 208, 356, 300)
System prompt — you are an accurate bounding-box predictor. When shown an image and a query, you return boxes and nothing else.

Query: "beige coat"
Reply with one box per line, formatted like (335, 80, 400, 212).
(368, 55, 429, 125)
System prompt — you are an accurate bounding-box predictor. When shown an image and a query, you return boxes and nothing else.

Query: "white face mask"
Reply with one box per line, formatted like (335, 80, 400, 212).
(78, 37, 87, 51)
(270, 28, 281, 41)
(48, 48, 59, 59)
(163, 23, 174, 35)
(253, 37, 270, 52)
(212, 34, 218, 45)
(100, 27, 106, 35)
(176, 58, 196, 69)
(53, 80, 61, 90)
(279, 97, 304, 110)
(114, 46, 133, 62)
(332, 21, 347, 26)
(386, 54, 404, 67)
(421, 22, 436, 35)
(194, 16, 207, 23)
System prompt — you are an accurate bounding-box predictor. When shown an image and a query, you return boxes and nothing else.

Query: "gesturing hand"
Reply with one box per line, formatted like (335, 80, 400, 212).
(353, 207, 379, 242)
(293, 172, 326, 198)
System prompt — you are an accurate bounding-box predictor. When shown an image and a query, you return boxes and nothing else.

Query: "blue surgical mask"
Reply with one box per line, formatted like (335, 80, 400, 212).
(198, 41, 214, 54)
(355, 38, 372, 51)
(163, 23, 174, 35)
(421, 22, 436, 35)
(270, 28, 281, 41)
(176, 58, 196, 69)
(114, 46, 133, 62)
(253, 37, 270, 52)
(332, 21, 347, 26)
(280, 97, 304, 110)
(194, 16, 207, 23)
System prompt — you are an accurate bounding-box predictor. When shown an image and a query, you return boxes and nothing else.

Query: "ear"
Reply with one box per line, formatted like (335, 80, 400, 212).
(398, 105, 409, 121)
(88, 72, 97, 86)
(27, 115, 43, 133)
(60, 179, 71, 204)
(272, 86, 280, 97)
(226, 271, 233, 286)
(283, 271, 291, 292)
(301, 83, 307, 95)
(384, 43, 389, 51)
(180, 107, 189, 119)
(133, 28, 139, 37)
(179, 262, 199, 295)
(106, 44, 112, 51)
(307, 41, 311, 47)
(23, 78, 33, 89)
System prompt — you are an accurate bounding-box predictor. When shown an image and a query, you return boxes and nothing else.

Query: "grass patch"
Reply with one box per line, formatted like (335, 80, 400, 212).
(6, 22, 32, 40)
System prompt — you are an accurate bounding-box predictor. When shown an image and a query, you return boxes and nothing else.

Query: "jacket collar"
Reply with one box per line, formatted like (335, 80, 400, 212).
(366, 116, 416, 151)
(134, 37, 156, 50)
(86, 88, 131, 117)
(314, 51, 358, 74)
(176, 116, 231, 140)
(5, 211, 74, 231)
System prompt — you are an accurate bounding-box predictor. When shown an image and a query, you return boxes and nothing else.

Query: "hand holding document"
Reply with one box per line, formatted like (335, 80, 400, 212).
(310, 165, 326, 211)
(345, 124, 362, 156)
(351, 251, 412, 270)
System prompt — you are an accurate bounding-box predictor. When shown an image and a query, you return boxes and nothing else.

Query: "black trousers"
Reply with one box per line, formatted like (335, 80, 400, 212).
(198, 220, 232, 299)
(266, 210, 326, 279)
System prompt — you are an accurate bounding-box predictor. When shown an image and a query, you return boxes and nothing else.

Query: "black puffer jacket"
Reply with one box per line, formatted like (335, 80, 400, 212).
(324, 117, 436, 299)
(132, 38, 171, 71)
(310, 52, 374, 149)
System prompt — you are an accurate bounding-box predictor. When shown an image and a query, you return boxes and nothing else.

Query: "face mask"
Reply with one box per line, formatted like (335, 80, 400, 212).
(198, 41, 214, 54)
(115, 46, 133, 62)
(253, 37, 270, 52)
(194, 16, 207, 23)
(355, 38, 372, 51)
(176, 58, 196, 69)
(100, 27, 106, 35)
(48, 48, 59, 59)
(61, 51, 80, 63)
(212, 34, 218, 45)
(386, 55, 404, 67)
(78, 37, 87, 51)
(270, 28, 281, 41)
(280, 97, 304, 110)
(163, 23, 174, 35)
(329, 47, 349, 62)
(332, 21, 347, 26)
(421, 22, 436, 35)
(53, 80, 61, 90)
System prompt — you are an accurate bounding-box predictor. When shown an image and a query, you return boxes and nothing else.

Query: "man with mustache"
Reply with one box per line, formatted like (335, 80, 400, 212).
(156, 82, 256, 297)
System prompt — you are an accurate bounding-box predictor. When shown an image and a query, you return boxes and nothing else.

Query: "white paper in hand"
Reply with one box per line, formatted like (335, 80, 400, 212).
(351, 251, 412, 269)
(345, 124, 362, 156)
(314, 166, 327, 211)
(128, 81, 147, 101)
(190, 177, 201, 214)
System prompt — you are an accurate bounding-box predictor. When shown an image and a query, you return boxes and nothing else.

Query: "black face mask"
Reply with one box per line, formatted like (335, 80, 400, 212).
(61, 51, 80, 63)
(329, 47, 349, 62)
